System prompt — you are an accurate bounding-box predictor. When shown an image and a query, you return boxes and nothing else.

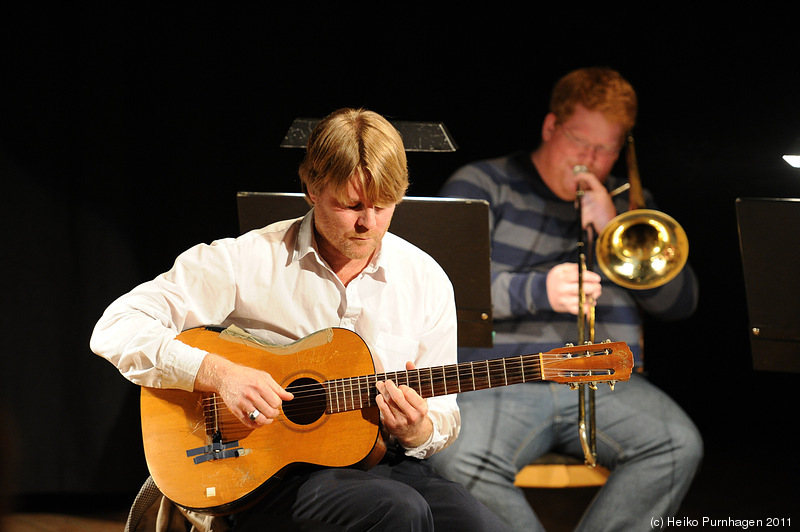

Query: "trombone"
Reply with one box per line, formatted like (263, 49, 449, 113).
(573, 135, 689, 466)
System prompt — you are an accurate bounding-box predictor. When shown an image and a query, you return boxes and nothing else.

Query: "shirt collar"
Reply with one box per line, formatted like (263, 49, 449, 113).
(368, 239, 388, 282)
(294, 210, 317, 262)
(293, 208, 389, 283)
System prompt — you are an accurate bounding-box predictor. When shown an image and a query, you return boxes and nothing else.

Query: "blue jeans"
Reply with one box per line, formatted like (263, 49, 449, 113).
(427, 374, 703, 531)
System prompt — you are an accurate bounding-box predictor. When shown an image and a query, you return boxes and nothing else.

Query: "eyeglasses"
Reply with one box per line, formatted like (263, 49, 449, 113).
(558, 124, 621, 158)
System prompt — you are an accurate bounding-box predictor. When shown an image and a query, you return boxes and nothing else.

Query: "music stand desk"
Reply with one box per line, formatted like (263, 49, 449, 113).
(736, 197, 800, 372)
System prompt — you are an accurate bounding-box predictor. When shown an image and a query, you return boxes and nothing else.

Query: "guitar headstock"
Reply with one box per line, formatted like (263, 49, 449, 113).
(541, 341, 634, 388)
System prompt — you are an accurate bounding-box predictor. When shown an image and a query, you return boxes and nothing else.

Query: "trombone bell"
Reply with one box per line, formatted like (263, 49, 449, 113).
(595, 209, 688, 290)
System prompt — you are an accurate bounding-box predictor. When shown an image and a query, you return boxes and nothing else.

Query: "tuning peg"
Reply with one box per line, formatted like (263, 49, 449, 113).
(565, 342, 575, 347)
(602, 339, 612, 344)
(608, 381, 616, 391)
(589, 382, 598, 390)
(569, 383, 580, 390)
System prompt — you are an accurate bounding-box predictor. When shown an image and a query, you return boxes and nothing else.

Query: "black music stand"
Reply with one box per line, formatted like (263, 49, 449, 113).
(736, 197, 800, 372)
(237, 192, 493, 348)
(280, 118, 458, 152)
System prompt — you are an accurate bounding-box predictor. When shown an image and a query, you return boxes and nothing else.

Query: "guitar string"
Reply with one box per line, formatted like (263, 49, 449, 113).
(197, 349, 616, 408)
(199, 364, 547, 421)
(198, 348, 619, 422)
(198, 354, 612, 420)
(199, 347, 614, 404)
(199, 356, 550, 407)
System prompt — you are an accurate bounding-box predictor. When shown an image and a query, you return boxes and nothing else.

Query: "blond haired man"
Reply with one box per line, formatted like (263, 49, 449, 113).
(92, 108, 508, 531)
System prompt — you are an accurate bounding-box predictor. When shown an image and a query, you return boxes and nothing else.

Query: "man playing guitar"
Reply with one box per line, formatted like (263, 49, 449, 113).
(91, 108, 509, 531)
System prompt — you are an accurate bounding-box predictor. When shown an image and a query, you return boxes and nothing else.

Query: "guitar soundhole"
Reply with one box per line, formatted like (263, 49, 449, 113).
(283, 377, 326, 425)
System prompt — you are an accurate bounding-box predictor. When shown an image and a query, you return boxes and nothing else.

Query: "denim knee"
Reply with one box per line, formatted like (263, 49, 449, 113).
(675, 420, 704, 472)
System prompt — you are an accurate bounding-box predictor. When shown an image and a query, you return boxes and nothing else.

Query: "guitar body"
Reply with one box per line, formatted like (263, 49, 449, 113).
(141, 326, 384, 515)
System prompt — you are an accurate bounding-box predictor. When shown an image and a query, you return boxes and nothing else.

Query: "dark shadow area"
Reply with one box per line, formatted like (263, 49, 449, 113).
(2, 6, 798, 528)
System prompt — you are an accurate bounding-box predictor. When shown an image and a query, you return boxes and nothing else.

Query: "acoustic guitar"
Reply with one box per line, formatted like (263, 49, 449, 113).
(141, 325, 633, 514)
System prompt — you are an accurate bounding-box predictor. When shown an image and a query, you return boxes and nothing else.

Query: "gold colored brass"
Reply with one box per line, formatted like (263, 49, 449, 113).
(595, 209, 688, 290)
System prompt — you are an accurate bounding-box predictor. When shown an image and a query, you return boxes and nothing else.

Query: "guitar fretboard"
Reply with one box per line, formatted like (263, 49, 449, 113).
(324, 354, 544, 414)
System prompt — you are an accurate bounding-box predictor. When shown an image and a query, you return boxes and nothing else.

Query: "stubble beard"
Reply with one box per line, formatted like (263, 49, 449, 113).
(340, 233, 380, 261)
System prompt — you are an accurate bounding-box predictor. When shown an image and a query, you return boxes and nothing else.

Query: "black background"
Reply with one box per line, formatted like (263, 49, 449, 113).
(2, 6, 798, 520)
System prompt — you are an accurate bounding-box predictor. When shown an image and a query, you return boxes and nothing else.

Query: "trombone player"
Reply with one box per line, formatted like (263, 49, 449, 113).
(428, 67, 702, 531)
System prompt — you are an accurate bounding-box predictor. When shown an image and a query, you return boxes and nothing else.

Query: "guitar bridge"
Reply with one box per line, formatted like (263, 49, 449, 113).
(186, 440, 251, 464)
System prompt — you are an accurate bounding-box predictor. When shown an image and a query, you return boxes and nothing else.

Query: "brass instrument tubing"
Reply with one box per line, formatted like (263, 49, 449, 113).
(609, 182, 630, 197)
(574, 166, 598, 467)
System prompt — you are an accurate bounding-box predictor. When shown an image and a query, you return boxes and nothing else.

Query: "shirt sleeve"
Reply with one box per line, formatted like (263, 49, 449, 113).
(89, 240, 238, 390)
(440, 163, 552, 320)
(402, 258, 461, 459)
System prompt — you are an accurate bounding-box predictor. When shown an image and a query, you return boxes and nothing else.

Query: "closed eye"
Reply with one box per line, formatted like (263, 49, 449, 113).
(346, 203, 385, 212)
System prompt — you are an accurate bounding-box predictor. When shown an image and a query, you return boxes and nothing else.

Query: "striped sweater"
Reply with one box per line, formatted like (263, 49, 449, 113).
(440, 152, 698, 367)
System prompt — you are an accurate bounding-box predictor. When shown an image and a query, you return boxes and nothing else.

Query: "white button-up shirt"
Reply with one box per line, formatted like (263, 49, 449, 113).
(91, 210, 460, 458)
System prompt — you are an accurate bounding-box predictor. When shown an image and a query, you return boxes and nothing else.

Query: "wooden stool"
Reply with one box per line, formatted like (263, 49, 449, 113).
(514, 453, 609, 488)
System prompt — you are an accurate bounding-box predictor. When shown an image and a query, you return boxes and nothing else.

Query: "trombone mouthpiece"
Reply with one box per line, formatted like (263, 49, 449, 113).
(573, 165, 588, 175)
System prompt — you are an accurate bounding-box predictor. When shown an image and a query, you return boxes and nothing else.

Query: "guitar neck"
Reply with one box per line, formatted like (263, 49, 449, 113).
(325, 355, 542, 414)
